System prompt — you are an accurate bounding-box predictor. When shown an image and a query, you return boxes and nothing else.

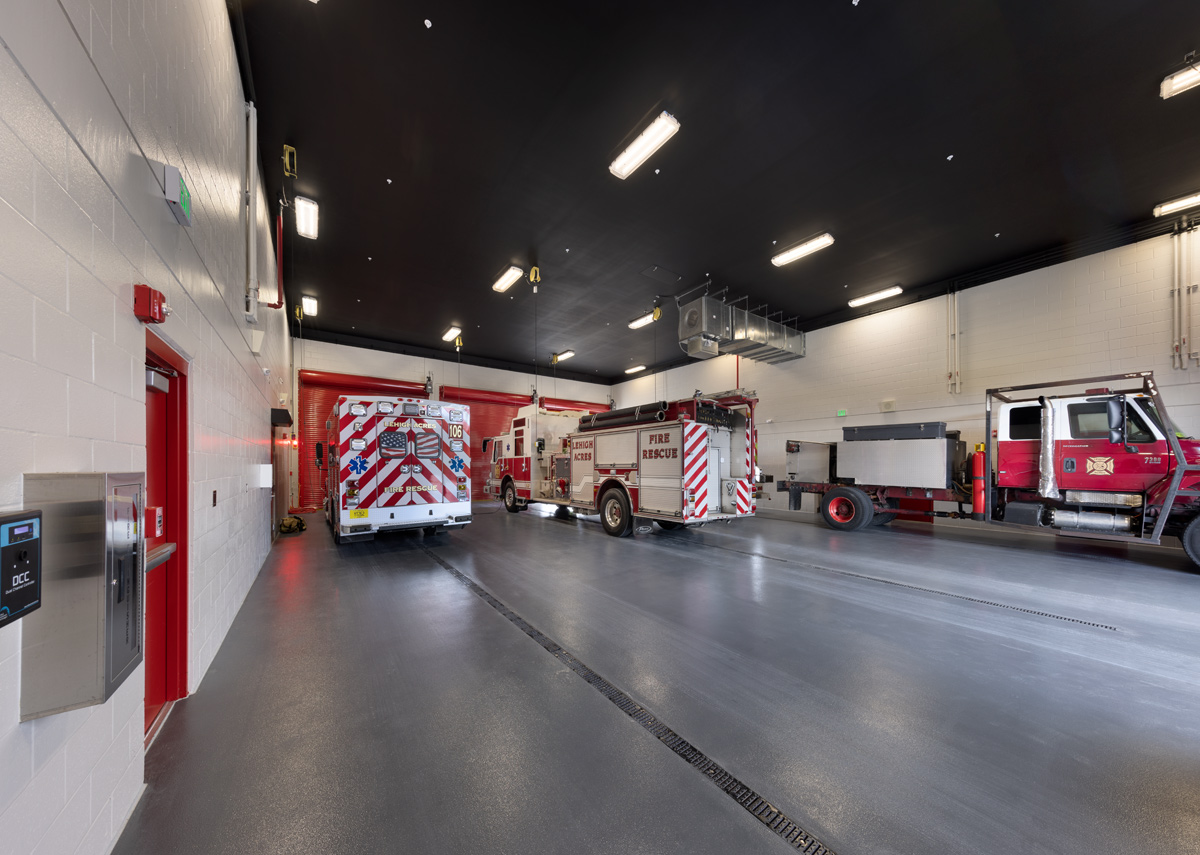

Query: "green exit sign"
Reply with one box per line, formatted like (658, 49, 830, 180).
(163, 164, 192, 227)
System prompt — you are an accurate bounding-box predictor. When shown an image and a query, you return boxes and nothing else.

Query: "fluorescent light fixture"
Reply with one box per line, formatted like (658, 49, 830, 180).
(442, 326, 462, 341)
(1153, 191, 1200, 217)
(771, 233, 834, 267)
(624, 364, 647, 374)
(492, 266, 524, 292)
(628, 306, 662, 329)
(301, 295, 318, 316)
(1161, 64, 1200, 99)
(294, 196, 318, 239)
(552, 349, 575, 363)
(848, 286, 903, 308)
(609, 111, 680, 180)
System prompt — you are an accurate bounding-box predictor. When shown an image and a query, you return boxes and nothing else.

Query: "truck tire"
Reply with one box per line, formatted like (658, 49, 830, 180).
(502, 481, 520, 513)
(600, 488, 633, 537)
(820, 487, 874, 532)
(870, 498, 899, 526)
(656, 520, 684, 530)
(1182, 516, 1200, 570)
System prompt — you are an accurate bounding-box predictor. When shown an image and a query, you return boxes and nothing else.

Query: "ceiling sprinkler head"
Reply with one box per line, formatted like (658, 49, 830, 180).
(424, 19, 432, 28)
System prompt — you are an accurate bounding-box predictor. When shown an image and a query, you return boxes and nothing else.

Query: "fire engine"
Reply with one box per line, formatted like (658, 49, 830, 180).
(484, 390, 758, 536)
(778, 372, 1200, 567)
(320, 396, 472, 544)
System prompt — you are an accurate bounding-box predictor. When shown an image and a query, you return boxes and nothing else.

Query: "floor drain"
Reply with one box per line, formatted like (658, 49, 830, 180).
(421, 546, 838, 854)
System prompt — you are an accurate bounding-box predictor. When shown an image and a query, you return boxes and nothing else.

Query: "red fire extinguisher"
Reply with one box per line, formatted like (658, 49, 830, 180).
(971, 443, 987, 521)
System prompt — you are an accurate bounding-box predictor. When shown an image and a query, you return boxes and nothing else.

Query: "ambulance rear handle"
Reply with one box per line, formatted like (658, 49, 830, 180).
(315, 442, 325, 469)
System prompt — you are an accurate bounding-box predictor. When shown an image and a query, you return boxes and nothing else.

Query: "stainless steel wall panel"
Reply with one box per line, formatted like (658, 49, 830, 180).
(21, 473, 144, 721)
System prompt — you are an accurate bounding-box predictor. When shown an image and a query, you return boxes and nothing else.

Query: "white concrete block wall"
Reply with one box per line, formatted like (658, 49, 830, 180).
(0, 1, 287, 854)
(615, 232, 1200, 488)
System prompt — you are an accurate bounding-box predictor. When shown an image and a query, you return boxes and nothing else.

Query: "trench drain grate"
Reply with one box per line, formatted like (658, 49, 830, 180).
(421, 546, 837, 854)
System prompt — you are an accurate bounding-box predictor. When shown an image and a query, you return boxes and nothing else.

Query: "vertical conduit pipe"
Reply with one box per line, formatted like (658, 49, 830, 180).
(1185, 229, 1193, 365)
(244, 102, 259, 321)
(263, 204, 285, 310)
(954, 291, 961, 393)
(1173, 234, 1181, 369)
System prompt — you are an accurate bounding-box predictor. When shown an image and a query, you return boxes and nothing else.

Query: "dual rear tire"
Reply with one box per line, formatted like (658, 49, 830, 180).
(820, 487, 875, 532)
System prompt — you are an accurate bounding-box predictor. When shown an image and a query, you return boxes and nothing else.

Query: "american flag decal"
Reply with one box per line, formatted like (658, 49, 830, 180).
(416, 431, 440, 457)
(379, 431, 408, 458)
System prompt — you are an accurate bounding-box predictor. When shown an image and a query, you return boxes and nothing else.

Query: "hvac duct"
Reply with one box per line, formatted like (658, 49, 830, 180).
(678, 297, 804, 364)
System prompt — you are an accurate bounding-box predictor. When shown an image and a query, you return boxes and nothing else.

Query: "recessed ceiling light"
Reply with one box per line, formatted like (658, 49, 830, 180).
(301, 295, 318, 316)
(442, 326, 461, 341)
(1161, 63, 1200, 99)
(771, 233, 834, 267)
(848, 286, 903, 308)
(294, 196, 318, 239)
(625, 364, 647, 374)
(552, 349, 575, 364)
(609, 111, 680, 180)
(628, 307, 662, 329)
(492, 266, 523, 292)
(424, 18, 432, 28)
(1153, 191, 1200, 217)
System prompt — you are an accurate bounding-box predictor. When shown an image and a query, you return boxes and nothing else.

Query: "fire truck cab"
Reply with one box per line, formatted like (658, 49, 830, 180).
(322, 396, 472, 544)
(484, 390, 758, 536)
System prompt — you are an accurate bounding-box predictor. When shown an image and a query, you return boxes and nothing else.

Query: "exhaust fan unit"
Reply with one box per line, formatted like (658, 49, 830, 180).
(678, 297, 804, 364)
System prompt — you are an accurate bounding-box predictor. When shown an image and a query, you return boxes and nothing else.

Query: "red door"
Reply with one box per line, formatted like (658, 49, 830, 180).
(145, 370, 169, 731)
(145, 332, 189, 737)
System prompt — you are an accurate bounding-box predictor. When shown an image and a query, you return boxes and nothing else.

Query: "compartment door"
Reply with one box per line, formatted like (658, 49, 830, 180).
(638, 425, 682, 514)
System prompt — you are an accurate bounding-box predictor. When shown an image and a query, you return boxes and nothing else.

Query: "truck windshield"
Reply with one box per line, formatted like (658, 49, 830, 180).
(1138, 399, 1192, 440)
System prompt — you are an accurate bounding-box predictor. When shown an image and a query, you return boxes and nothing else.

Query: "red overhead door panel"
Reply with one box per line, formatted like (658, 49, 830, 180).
(295, 371, 426, 512)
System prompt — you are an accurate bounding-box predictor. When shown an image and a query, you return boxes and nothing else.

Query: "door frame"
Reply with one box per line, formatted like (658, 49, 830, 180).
(146, 330, 189, 705)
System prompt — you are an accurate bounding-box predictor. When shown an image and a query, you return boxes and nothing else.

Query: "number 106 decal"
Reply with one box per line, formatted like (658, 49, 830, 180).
(448, 424, 463, 439)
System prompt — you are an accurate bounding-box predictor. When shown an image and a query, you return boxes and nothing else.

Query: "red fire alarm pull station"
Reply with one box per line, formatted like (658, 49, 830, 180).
(146, 506, 164, 538)
(134, 284, 172, 324)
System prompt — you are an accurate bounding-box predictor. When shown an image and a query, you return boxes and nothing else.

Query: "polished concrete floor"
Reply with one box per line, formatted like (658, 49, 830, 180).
(114, 505, 1200, 854)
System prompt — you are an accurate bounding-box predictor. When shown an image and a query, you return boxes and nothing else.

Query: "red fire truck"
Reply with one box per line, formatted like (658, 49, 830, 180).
(483, 390, 758, 536)
(320, 396, 472, 544)
(778, 372, 1200, 567)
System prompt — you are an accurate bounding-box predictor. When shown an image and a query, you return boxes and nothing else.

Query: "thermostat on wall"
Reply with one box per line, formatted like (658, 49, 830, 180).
(163, 164, 192, 227)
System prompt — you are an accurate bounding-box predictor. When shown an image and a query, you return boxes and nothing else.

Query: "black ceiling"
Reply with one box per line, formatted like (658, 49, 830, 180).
(236, 0, 1200, 385)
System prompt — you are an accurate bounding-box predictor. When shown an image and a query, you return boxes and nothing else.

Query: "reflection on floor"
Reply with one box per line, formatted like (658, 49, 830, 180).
(114, 504, 1200, 855)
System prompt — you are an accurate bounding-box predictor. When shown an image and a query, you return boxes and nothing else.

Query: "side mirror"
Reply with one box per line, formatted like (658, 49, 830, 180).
(481, 438, 491, 454)
(315, 442, 324, 468)
(1107, 398, 1125, 446)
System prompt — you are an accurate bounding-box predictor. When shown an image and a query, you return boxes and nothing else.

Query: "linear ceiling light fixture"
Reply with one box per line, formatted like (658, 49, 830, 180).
(624, 364, 647, 374)
(1153, 191, 1200, 217)
(442, 326, 462, 341)
(492, 266, 524, 292)
(1161, 61, 1200, 99)
(771, 233, 834, 267)
(301, 295, 318, 317)
(294, 196, 319, 239)
(628, 306, 662, 329)
(848, 286, 903, 308)
(609, 112, 680, 180)
(551, 349, 575, 364)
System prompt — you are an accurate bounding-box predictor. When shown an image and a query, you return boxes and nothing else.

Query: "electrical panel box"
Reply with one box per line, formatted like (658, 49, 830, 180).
(0, 510, 42, 627)
(20, 473, 144, 721)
